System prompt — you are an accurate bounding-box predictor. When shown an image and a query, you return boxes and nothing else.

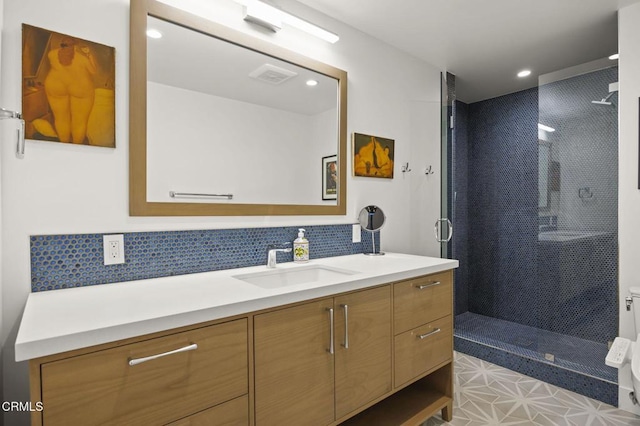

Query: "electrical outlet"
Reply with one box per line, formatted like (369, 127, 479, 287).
(103, 234, 125, 265)
(352, 224, 362, 243)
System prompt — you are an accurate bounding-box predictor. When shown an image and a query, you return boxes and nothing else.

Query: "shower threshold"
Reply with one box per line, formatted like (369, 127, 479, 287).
(454, 312, 618, 406)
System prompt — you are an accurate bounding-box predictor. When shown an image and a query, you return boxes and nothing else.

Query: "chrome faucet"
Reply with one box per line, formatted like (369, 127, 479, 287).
(267, 243, 292, 268)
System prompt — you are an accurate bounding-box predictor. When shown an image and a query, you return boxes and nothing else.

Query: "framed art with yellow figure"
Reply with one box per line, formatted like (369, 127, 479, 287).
(322, 155, 337, 200)
(22, 24, 115, 148)
(352, 132, 394, 179)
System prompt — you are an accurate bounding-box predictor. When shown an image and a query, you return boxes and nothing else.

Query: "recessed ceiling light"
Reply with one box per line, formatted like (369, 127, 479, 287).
(146, 29, 163, 39)
(517, 70, 532, 78)
(609, 53, 619, 60)
(306, 79, 318, 87)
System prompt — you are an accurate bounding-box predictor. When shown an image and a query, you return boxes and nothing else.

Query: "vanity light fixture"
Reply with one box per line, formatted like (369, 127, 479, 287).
(236, 0, 339, 43)
(609, 53, 619, 60)
(146, 28, 163, 39)
(517, 69, 532, 78)
(306, 79, 318, 86)
(243, 1, 282, 32)
(538, 123, 555, 132)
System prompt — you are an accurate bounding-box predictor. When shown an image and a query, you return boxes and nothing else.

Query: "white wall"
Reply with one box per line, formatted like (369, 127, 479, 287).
(0, 0, 441, 424)
(618, 2, 640, 415)
(147, 81, 337, 205)
(0, 0, 4, 420)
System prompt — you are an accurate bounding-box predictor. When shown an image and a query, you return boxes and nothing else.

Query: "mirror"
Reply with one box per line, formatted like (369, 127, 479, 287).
(129, 0, 347, 216)
(358, 205, 386, 255)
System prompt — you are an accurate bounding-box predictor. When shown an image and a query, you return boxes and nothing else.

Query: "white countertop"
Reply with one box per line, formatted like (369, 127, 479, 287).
(15, 253, 458, 362)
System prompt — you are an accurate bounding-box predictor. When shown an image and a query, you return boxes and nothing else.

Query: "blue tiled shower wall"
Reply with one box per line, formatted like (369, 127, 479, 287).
(30, 224, 375, 292)
(453, 67, 618, 344)
(451, 67, 619, 406)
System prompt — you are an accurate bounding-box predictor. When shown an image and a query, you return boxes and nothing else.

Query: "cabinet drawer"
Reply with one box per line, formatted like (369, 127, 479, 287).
(41, 319, 248, 426)
(394, 315, 452, 388)
(167, 395, 248, 426)
(393, 271, 452, 334)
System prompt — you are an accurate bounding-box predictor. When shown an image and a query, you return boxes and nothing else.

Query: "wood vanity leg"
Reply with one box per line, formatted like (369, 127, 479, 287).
(441, 402, 453, 422)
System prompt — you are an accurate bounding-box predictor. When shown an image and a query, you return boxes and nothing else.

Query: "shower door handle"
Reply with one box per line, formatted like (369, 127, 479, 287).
(434, 218, 453, 243)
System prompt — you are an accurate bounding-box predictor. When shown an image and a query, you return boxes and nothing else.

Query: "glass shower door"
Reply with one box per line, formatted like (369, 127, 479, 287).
(439, 72, 455, 258)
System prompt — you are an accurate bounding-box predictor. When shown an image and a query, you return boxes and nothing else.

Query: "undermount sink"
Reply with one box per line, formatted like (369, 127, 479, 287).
(233, 265, 358, 289)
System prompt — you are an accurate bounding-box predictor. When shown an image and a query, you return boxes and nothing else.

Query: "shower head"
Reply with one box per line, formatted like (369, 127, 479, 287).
(591, 87, 617, 106)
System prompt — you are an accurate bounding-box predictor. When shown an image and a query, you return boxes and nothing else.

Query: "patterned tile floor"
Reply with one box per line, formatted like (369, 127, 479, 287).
(425, 352, 640, 426)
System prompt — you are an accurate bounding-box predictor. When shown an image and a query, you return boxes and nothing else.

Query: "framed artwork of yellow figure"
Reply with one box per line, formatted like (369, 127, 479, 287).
(352, 133, 394, 178)
(22, 24, 115, 148)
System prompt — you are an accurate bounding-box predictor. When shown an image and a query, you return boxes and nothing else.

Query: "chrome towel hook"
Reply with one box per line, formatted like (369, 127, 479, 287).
(0, 108, 25, 159)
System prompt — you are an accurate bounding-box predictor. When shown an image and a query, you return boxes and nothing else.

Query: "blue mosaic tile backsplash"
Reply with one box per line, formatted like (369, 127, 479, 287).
(31, 224, 374, 292)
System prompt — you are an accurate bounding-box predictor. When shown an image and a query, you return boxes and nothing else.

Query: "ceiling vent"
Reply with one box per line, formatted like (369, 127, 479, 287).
(249, 63, 297, 85)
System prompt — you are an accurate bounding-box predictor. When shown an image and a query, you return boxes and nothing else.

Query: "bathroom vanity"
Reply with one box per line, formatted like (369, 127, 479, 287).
(16, 253, 457, 426)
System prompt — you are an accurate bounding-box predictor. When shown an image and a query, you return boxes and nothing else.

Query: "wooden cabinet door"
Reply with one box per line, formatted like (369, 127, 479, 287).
(254, 298, 335, 426)
(334, 286, 392, 419)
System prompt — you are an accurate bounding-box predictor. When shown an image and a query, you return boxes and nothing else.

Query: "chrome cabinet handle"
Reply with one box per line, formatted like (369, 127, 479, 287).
(341, 304, 349, 349)
(417, 328, 441, 340)
(434, 218, 453, 243)
(415, 281, 441, 290)
(327, 308, 334, 354)
(128, 343, 198, 366)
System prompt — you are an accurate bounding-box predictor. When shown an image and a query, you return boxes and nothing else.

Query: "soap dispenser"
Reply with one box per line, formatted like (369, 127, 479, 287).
(293, 228, 309, 263)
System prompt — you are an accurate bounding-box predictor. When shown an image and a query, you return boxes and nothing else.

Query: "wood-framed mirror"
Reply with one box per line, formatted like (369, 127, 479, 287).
(130, 0, 347, 216)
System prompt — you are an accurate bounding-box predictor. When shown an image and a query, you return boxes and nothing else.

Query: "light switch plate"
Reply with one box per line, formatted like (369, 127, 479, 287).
(352, 224, 362, 243)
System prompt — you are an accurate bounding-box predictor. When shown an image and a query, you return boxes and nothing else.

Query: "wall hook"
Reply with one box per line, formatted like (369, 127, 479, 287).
(401, 163, 412, 173)
(425, 165, 434, 175)
(0, 108, 25, 159)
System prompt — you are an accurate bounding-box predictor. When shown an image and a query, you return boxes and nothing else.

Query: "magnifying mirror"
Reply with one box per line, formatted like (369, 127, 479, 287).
(358, 205, 386, 256)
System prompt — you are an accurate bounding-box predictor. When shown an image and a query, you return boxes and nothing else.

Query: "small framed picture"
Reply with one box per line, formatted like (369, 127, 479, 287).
(352, 132, 395, 178)
(322, 155, 337, 200)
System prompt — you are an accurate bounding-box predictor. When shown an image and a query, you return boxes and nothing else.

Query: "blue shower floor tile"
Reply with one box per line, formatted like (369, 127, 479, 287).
(455, 311, 617, 383)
